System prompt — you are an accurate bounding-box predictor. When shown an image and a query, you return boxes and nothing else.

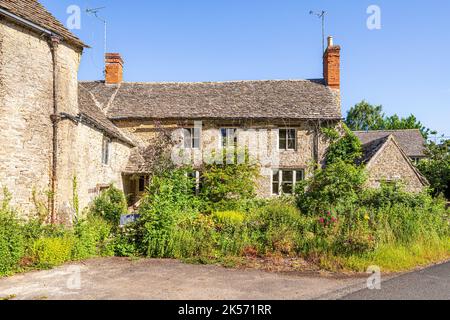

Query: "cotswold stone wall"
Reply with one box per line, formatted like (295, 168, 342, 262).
(114, 119, 337, 198)
(366, 139, 425, 193)
(0, 18, 81, 216)
(74, 124, 131, 211)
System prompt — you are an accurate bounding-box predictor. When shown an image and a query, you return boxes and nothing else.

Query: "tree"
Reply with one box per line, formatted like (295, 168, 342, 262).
(345, 100, 384, 131)
(417, 139, 450, 199)
(345, 101, 431, 138)
(322, 125, 363, 165)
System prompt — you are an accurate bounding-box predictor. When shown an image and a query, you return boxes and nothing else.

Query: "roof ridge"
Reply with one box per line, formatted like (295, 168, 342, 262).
(79, 79, 326, 85)
(354, 129, 422, 133)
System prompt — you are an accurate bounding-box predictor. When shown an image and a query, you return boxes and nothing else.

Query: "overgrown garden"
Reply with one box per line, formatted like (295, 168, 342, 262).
(1, 127, 449, 277)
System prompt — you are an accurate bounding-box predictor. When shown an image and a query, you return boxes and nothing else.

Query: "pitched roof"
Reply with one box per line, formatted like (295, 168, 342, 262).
(79, 79, 342, 120)
(354, 129, 426, 157)
(357, 135, 390, 165)
(78, 84, 135, 146)
(358, 135, 428, 186)
(0, 0, 87, 48)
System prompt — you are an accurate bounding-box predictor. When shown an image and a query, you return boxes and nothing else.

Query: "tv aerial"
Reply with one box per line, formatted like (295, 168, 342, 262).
(86, 6, 107, 56)
(309, 10, 327, 53)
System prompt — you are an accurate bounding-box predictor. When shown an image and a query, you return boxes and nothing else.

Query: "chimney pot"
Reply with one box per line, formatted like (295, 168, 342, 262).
(327, 36, 333, 48)
(105, 53, 123, 85)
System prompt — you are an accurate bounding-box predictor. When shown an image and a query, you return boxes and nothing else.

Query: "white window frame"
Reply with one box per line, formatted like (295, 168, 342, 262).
(183, 127, 201, 149)
(271, 169, 305, 196)
(185, 170, 201, 195)
(219, 127, 238, 148)
(102, 136, 111, 165)
(278, 128, 297, 151)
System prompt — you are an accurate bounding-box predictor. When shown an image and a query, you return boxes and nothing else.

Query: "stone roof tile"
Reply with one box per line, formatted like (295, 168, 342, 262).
(79, 79, 342, 120)
(0, 0, 87, 48)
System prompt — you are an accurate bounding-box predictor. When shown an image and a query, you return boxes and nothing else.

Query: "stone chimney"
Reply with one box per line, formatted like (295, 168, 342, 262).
(105, 53, 123, 85)
(323, 36, 341, 90)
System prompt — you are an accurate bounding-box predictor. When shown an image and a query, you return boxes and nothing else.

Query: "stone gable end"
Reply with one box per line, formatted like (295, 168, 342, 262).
(366, 138, 425, 193)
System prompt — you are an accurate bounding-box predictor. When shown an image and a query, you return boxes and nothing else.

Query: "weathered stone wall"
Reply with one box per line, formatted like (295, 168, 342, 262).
(0, 18, 82, 217)
(114, 119, 337, 198)
(74, 124, 131, 212)
(366, 139, 425, 193)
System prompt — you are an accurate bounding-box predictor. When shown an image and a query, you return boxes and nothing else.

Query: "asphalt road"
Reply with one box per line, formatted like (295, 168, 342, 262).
(1, 258, 448, 300)
(342, 261, 450, 300)
(0, 258, 365, 300)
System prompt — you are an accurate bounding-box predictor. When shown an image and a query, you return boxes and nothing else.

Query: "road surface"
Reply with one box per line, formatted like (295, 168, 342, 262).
(342, 260, 450, 300)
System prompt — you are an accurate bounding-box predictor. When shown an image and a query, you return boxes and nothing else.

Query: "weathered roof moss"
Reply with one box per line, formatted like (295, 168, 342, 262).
(79, 79, 342, 120)
(354, 130, 426, 158)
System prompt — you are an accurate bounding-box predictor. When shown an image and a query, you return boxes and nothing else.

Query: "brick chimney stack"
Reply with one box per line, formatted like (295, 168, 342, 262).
(323, 36, 341, 90)
(105, 53, 123, 85)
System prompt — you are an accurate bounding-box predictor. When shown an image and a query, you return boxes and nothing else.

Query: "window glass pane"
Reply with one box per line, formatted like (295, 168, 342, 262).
(228, 129, 237, 146)
(282, 182, 293, 194)
(288, 129, 296, 139)
(221, 128, 237, 147)
(272, 183, 279, 195)
(296, 170, 304, 182)
(220, 129, 227, 147)
(102, 138, 110, 164)
(288, 138, 296, 150)
(282, 170, 294, 183)
(184, 129, 192, 148)
(272, 170, 279, 182)
(193, 137, 200, 149)
(287, 129, 296, 149)
(279, 129, 287, 149)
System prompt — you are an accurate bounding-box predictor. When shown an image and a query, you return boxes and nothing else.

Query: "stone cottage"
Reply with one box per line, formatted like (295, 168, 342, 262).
(0, 0, 428, 218)
(354, 129, 427, 164)
(356, 134, 428, 193)
(0, 0, 134, 221)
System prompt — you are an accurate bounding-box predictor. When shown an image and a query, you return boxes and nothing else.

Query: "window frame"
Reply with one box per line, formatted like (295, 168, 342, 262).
(101, 136, 111, 165)
(186, 170, 202, 195)
(183, 127, 201, 149)
(279, 128, 297, 151)
(219, 127, 238, 148)
(271, 169, 305, 196)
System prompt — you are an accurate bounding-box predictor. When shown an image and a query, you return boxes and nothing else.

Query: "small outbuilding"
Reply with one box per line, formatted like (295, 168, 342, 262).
(357, 134, 428, 193)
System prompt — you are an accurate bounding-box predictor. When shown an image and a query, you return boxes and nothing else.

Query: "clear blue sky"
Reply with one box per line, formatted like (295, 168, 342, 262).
(41, 0, 450, 135)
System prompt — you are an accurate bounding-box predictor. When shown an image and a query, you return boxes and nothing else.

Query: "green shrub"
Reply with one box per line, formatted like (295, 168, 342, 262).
(200, 149, 260, 206)
(112, 224, 139, 257)
(323, 125, 363, 165)
(32, 236, 74, 268)
(213, 211, 245, 228)
(0, 210, 26, 276)
(296, 160, 367, 214)
(90, 186, 128, 227)
(172, 214, 215, 259)
(248, 200, 305, 255)
(137, 168, 200, 257)
(72, 216, 113, 260)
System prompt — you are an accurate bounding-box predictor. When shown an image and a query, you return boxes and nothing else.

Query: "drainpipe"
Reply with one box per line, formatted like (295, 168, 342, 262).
(313, 120, 321, 168)
(49, 35, 61, 224)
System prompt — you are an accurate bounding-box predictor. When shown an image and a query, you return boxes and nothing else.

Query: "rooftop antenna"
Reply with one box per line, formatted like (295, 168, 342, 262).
(309, 10, 327, 53)
(86, 7, 107, 56)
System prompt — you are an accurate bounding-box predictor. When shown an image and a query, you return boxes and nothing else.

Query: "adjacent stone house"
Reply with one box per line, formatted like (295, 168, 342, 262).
(0, 0, 428, 217)
(356, 134, 428, 193)
(0, 0, 134, 221)
(354, 129, 427, 163)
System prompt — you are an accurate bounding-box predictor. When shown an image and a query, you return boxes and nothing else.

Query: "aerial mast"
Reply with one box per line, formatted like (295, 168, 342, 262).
(309, 10, 327, 53)
(86, 7, 107, 56)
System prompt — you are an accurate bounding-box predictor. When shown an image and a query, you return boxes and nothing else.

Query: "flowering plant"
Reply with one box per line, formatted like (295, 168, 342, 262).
(318, 211, 338, 228)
